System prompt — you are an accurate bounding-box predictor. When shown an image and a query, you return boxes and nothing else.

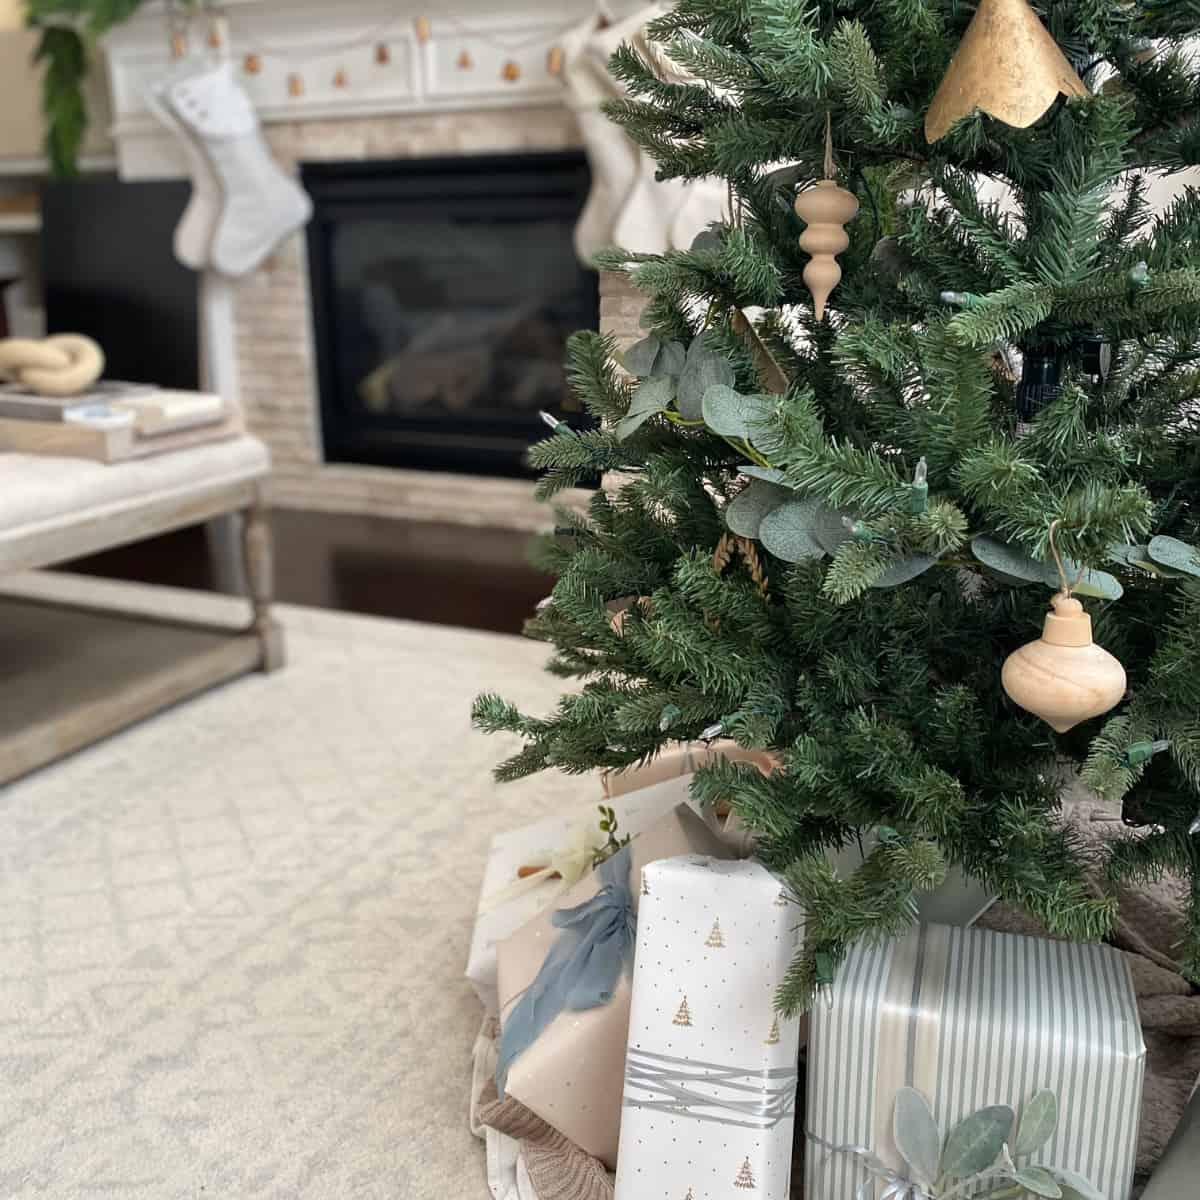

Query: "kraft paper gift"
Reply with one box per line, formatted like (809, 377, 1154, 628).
(495, 803, 732, 1168)
(1142, 1077, 1200, 1200)
(614, 857, 804, 1200)
(805, 924, 1146, 1200)
(467, 776, 702, 1015)
(600, 738, 778, 799)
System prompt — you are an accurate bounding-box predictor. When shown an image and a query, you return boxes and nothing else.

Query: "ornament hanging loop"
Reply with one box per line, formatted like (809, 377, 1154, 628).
(1047, 519, 1083, 598)
(823, 112, 835, 180)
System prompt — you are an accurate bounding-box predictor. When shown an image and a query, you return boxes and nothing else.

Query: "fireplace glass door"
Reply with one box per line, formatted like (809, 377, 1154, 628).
(304, 151, 598, 477)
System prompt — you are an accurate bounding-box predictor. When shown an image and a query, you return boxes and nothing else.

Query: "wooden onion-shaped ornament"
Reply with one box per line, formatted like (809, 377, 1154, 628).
(1002, 592, 1126, 732)
(794, 116, 858, 321)
(925, 0, 1088, 142)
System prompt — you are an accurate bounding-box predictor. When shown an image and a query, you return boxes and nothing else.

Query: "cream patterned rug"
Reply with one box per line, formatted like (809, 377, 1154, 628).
(0, 572, 578, 1199)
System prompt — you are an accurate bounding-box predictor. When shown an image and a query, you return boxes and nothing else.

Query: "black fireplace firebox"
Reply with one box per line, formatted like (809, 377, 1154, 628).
(303, 151, 599, 477)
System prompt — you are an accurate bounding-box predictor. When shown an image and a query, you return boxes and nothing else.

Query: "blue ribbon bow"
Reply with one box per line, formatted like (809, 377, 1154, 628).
(496, 845, 637, 1096)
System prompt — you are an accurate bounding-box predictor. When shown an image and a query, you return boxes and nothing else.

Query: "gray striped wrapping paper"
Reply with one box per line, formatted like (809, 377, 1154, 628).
(805, 925, 1145, 1200)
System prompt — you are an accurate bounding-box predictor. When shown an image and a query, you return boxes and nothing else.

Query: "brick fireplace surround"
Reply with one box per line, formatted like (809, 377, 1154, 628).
(103, 0, 649, 531)
(233, 108, 604, 530)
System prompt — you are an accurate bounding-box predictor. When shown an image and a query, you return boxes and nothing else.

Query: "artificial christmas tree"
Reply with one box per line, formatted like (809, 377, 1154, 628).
(474, 0, 1200, 1012)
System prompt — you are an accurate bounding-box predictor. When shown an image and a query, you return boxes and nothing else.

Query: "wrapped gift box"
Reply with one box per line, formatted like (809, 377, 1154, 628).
(614, 856, 804, 1200)
(601, 738, 778, 798)
(1142, 1077, 1200, 1200)
(467, 775, 703, 1015)
(496, 803, 732, 1167)
(806, 924, 1146, 1200)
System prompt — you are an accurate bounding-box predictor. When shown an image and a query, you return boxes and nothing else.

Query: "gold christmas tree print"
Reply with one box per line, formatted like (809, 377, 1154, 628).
(672, 995, 693, 1027)
(734, 1157, 757, 1190)
(704, 918, 725, 948)
(764, 1015, 780, 1045)
(681, 1191, 694, 1200)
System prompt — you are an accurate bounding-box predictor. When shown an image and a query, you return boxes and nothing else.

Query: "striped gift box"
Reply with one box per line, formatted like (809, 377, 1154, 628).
(806, 924, 1145, 1200)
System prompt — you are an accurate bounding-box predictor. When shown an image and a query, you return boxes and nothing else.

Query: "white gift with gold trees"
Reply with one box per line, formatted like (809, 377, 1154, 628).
(614, 856, 804, 1200)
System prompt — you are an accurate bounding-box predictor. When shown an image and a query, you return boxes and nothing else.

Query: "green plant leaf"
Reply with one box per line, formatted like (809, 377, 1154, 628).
(758, 499, 825, 562)
(971, 536, 1044, 583)
(622, 336, 661, 377)
(870, 554, 938, 589)
(690, 228, 725, 252)
(616, 376, 674, 439)
(1147, 535, 1200, 578)
(1014, 1090, 1058, 1158)
(676, 339, 735, 420)
(811, 505, 855, 555)
(1012, 1166, 1063, 1198)
(701, 386, 774, 438)
(740, 465, 787, 484)
(893, 1088, 941, 1188)
(1050, 1169, 1104, 1200)
(725, 480, 792, 538)
(1056, 562, 1124, 600)
(652, 341, 687, 377)
(940, 1105, 1013, 1177)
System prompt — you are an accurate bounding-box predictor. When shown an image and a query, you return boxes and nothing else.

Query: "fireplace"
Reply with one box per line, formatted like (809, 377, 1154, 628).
(303, 151, 598, 478)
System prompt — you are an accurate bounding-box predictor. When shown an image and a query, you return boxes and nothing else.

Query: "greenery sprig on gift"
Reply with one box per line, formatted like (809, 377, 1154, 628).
(592, 805, 632, 868)
(888, 1088, 1101, 1200)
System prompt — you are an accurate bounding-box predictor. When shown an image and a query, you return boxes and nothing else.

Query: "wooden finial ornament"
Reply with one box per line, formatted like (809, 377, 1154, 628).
(244, 53, 262, 75)
(288, 73, 304, 98)
(375, 43, 391, 65)
(502, 60, 521, 83)
(414, 16, 432, 44)
(547, 45, 565, 76)
(457, 49, 473, 70)
(925, 0, 1089, 142)
(793, 115, 859, 321)
(334, 68, 348, 89)
(171, 31, 187, 60)
(1001, 523, 1126, 732)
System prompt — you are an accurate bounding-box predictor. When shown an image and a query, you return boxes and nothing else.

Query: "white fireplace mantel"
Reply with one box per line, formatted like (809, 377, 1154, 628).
(98, 0, 655, 530)
(103, 0, 606, 180)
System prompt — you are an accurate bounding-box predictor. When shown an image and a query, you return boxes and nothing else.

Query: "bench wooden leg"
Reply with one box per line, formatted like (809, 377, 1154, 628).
(241, 493, 285, 672)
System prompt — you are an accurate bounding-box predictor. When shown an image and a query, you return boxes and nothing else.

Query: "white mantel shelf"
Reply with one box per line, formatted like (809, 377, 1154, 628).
(103, 0, 602, 180)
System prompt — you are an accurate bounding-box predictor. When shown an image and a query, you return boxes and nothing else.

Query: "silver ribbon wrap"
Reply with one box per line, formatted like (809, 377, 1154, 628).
(622, 1046, 798, 1131)
(806, 1130, 932, 1200)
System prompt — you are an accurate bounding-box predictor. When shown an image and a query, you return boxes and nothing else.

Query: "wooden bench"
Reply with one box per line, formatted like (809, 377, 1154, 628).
(0, 435, 283, 783)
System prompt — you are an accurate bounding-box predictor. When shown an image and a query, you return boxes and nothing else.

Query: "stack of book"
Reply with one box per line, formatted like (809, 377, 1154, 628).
(0, 382, 244, 463)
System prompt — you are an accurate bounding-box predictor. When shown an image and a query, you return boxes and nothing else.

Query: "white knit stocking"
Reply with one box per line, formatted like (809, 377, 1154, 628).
(167, 62, 311, 278)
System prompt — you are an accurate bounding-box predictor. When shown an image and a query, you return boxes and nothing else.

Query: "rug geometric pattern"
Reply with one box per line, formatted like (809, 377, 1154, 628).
(0, 573, 580, 1198)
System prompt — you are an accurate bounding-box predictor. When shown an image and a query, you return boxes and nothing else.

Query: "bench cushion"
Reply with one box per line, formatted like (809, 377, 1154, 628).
(1, 435, 270, 545)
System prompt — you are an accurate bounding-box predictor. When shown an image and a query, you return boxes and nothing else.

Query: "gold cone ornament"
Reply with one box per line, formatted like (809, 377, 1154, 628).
(925, 0, 1089, 143)
(794, 116, 858, 321)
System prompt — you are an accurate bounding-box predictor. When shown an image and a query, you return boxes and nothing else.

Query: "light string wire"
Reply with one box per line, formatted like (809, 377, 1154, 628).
(171, 3, 604, 71)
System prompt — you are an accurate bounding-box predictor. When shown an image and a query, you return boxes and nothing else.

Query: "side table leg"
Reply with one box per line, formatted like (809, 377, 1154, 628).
(241, 494, 286, 672)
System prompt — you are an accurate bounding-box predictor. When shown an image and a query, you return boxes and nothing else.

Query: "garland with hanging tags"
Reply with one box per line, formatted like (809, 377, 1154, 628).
(202, 6, 593, 97)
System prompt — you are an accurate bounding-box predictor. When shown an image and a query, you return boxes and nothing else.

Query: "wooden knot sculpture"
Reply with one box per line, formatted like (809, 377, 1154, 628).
(0, 335, 105, 397)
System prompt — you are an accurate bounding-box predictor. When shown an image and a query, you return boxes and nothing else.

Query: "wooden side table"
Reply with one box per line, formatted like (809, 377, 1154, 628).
(0, 434, 283, 783)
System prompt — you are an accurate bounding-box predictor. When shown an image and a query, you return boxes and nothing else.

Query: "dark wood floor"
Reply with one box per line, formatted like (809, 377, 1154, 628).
(60, 510, 554, 636)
